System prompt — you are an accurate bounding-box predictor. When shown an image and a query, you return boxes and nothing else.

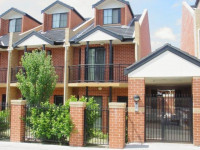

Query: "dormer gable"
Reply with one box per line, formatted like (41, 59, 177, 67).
(93, 0, 134, 26)
(0, 8, 41, 36)
(41, 0, 85, 32)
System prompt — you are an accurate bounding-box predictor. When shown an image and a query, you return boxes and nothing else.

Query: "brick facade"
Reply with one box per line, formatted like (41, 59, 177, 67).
(50, 88, 64, 104)
(69, 102, 86, 147)
(109, 103, 126, 149)
(43, 13, 52, 32)
(10, 100, 26, 142)
(192, 77, 200, 146)
(0, 51, 8, 68)
(22, 15, 41, 33)
(181, 3, 195, 56)
(69, 10, 84, 29)
(128, 78, 145, 143)
(0, 18, 9, 36)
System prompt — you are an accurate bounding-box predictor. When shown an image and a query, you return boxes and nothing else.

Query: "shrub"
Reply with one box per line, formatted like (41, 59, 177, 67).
(0, 110, 10, 134)
(27, 102, 73, 144)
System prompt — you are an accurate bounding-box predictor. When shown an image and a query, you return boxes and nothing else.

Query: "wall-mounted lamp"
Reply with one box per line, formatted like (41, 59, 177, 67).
(134, 95, 140, 112)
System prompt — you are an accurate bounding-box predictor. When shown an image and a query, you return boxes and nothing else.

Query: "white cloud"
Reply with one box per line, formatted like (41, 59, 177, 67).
(154, 27, 176, 41)
(176, 18, 181, 26)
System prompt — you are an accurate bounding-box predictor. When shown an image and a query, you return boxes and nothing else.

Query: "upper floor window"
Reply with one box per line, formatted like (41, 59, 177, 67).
(52, 13, 67, 28)
(9, 18, 22, 32)
(104, 9, 121, 25)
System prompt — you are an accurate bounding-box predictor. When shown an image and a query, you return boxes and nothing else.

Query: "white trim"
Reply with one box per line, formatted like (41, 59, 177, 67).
(18, 35, 49, 47)
(128, 51, 200, 78)
(139, 9, 147, 25)
(73, 18, 94, 32)
(182, 2, 195, 17)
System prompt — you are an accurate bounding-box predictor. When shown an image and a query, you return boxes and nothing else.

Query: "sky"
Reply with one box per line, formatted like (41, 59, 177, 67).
(0, 0, 197, 51)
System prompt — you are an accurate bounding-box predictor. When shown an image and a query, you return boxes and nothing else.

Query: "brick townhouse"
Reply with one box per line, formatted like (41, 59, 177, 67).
(2, 0, 200, 147)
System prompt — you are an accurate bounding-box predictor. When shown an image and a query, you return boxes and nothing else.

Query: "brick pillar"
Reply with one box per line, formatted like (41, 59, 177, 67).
(10, 100, 26, 142)
(69, 102, 86, 147)
(128, 78, 145, 143)
(109, 102, 126, 149)
(192, 77, 200, 146)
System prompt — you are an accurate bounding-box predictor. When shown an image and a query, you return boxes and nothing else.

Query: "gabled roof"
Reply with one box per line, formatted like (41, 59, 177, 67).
(125, 44, 200, 75)
(41, 0, 85, 21)
(92, 0, 134, 17)
(74, 26, 123, 43)
(0, 8, 41, 25)
(13, 31, 55, 47)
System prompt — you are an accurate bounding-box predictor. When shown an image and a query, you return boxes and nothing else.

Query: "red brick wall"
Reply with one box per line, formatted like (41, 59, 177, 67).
(69, 10, 84, 29)
(49, 48, 64, 67)
(0, 18, 9, 36)
(43, 13, 52, 32)
(69, 103, 85, 146)
(94, 9, 103, 26)
(125, 4, 133, 25)
(128, 78, 145, 143)
(140, 11, 151, 58)
(181, 4, 195, 56)
(192, 77, 200, 146)
(121, 8, 125, 25)
(0, 51, 8, 68)
(109, 106, 126, 149)
(22, 15, 41, 33)
(10, 103, 26, 142)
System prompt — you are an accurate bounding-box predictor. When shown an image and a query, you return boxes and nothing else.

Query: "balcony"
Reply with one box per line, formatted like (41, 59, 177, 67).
(68, 64, 130, 83)
(11, 66, 64, 83)
(0, 68, 7, 83)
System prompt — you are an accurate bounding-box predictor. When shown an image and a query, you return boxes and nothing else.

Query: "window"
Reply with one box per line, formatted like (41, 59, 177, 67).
(52, 13, 67, 28)
(54, 95, 63, 106)
(9, 18, 22, 32)
(104, 9, 121, 24)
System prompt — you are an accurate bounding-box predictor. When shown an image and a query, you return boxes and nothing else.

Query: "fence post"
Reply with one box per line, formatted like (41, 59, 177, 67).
(10, 100, 26, 142)
(69, 102, 86, 147)
(109, 102, 126, 149)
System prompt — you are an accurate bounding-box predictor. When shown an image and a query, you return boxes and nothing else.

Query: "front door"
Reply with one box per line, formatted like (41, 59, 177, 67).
(54, 95, 63, 106)
(145, 92, 193, 143)
(117, 96, 128, 107)
(87, 48, 105, 81)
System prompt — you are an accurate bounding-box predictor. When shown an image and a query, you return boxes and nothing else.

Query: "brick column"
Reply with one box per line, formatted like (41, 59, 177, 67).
(128, 78, 145, 143)
(109, 102, 126, 149)
(10, 100, 26, 142)
(192, 77, 200, 146)
(69, 102, 86, 147)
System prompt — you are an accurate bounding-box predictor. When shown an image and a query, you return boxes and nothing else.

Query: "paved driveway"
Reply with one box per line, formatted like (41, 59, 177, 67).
(0, 142, 199, 150)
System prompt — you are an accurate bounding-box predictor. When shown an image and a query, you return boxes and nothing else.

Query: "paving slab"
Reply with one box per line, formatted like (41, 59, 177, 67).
(0, 141, 199, 150)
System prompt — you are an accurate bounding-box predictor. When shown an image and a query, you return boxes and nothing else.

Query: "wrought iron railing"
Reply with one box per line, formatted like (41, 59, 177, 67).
(11, 66, 64, 83)
(69, 64, 130, 83)
(0, 68, 7, 83)
(0, 103, 10, 141)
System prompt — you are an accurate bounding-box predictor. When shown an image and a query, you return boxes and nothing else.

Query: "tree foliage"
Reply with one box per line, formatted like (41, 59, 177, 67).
(16, 50, 57, 105)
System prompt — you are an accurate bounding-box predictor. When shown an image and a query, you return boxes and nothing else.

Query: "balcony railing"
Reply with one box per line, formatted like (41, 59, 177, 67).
(68, 64, 130, 83)
(11, 66, 64, 83)
(0, 68, 7, 83)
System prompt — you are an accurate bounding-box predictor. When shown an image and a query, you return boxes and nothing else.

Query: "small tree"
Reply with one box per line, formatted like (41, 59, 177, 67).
(16, 50, 57, 105)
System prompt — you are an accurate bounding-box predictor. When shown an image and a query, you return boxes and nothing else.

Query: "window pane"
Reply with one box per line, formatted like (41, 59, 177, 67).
(15, 18, 22, 32)
(9, 19, 16, 32)
(60, 13, 67, 28)
(113, 9, 120, 24)
(52, 14, 60, 28)
(104, 9, 112, 24)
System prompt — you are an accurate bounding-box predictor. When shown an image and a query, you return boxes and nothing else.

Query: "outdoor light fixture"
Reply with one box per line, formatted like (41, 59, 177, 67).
(134, 95, 140, 112)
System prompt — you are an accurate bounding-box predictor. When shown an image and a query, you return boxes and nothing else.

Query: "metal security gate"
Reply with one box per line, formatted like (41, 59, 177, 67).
(145, 94, 193, 143)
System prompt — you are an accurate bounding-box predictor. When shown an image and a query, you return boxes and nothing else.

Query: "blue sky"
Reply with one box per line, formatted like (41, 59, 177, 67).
(0, 0, 196, 51)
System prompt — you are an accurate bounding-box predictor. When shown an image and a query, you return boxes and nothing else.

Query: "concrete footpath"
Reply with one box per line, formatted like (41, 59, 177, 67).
(0, 141, 199, 150)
